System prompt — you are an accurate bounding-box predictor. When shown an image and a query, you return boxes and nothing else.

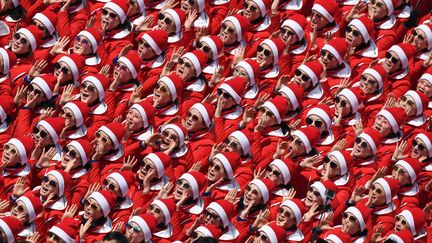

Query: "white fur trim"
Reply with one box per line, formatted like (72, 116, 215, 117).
(345, 206, 366, 230)
(236, 61, 255, 85)
(229, 131, 250, 155)
(224, 16, 242, 41)
(311, 181, 327, 203)
(142, 33, 162, 55)
(312, 4, 333, 22)
(104, 2, 127, 23)
(363, 68, 383, 90)
(118, 56, 137, 78)
(179, 173, 199, 199)
(17, 196, 36, 222)
(144, 153, 164, 178)
(377, 109, 399, 133)
(159, 76, 178, 101)
(136, 0, 146, 13)
(279, 86, 299, 110)
(420, 73, 432, 86)
(6, 138, 27, 164)
(130, 104, 149, 128)
(182, 52, 202, 75)
(11, 0, 18, 7)
(307, 107, 331, 129)
(405, 90, 423, 115)
(386, 234, 404, 243)
(32, 77, 53, 99)
(323, 44, 343, 64)
(219, 83, 241, 104)
(262, 101, 281, 123)
(33, 13, 55, 34)
(151, 199, 171, 223)
(261, 39, 279, 63)
(0, 48, 10, 74)
(328, 151, 347, 175)
(292, 130, 311, 153)
(214, 153, 233, 178)
(358, 133, 377, 154)
(207, 202, 229, 227)
(325, 234, 343, 243)
(270, 159, 291, 184)
(0, 106, 5, 123)
(68, 140, 88, 165)
(389, 45, 408, 69)
(0, 219, 14, 243)
(99, 125, 120, 149)
(49, 226, 74, 243)
(195, 226, 213, 237)
(282, 19, 304, 40)
(259, 225, 278, 243)
(17, 28, 37, 51)
(416, 25, 432, 49)
(63, 102, 83, 127)
(280, 200, 302, 224)
(350, 19, 370, 42)
(415, 133, 432, 157)
(339, 88, 359, 112)
(298, 64, 318, 85)
(200, 36, 219, 61)
(130, 216, 152, 241)
(89, 192, 111, 217)
(396, 160, 417, 182)
(162, 124, 185, 147)
(83, 76, 105, 100)
(47, 170, 65, 196)
(78, 31, 98, 53)
(250, 179, 269, 203)
(252, 0, 267, 17)
(382, 0, 394, 14)
(164, 9, 181, 33)
(108, 172, 129, 196)
(374, 178, 392, 204)
(37, 120, 59, 143)
(190, 103, 211, 127)
(398, 210, 416, 234)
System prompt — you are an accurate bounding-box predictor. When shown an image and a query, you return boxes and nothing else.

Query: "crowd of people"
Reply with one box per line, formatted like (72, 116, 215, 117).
(0, 0, 431, 242)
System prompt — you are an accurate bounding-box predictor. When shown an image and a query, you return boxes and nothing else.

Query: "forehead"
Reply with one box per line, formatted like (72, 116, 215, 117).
(362, 73, 376, 81)
(248, 183, 260, 191)
(97, 130, 111, 139)
(189, 108, 202, 116)
(348, 24, 360, 32)
(223, 20, 235, 28)
(88, 198, 99, 205)
(46, 174, 57, 181)
(143, 158, 156, 166)
(103, 7, 118, 15)
(260, 43, 272, 51)
(162, 128, 178, 136)
(372, 182, 384, 190)
(404, 94, 415, 101)
(228, 136, 240, 144)
(307, 114, 324, 120)
(163, 12, 174, 20)
(36, 124, 49, 132)
(157, 81, 169, 88)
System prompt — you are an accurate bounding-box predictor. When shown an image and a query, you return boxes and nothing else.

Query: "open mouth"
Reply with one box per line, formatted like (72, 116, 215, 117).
(82, 92, 89, 99)
(102, 20, 109, 27)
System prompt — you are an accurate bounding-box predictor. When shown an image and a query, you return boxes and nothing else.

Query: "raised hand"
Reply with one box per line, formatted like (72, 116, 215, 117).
(118, 44, 133, 57)
(129, 85, 144, 105)
(59, 84, 74, 105)
(202, 92, 217, 104)
(50, 36, 70, 55)
(185, 10, 198, 30)
(349, 185, 365, 203)
(252, 208, 270, 229)
(331, 138, 347, 151)
(157, 182, 174, 199)
(240, 199, 255, 219)
(240, 107, 257, 128)
(12, 176, 29, 198)
(144, 133, 163, 148)
(29, 59, 48, 79)
(392, 140, 408, 161)
(79, 218, 93, 239)
(0, 200, 10, 213)
(209, 142, 226, 161)
(276, 75, 289, 91)
(135, 15, 154, 32)
(346, 1, 367, 22)
(39, 107, 55, 121)
(170, 46, 185, 63)
(299, 154, 323, 170)
(353, 120, 363, 136)
(14, 85, 28, 105)
(25, 232, 41, 243)
(233, 46, 245, 65)
(303, 202, 320, 222)
(274, 138, 289, 159)
(224, 188, 238, 204)
(161, 0, 179, 12)
(185, 214, 205, 236)
(36, 147, 57, 168)
(189, 162, 202, 172)
(86, 15, 96, 28)
(253, 93, 271, 108)
(112, 221, 124, 232)
(121, 156, 138, 171)
(282, 188, 296, 201)
(209, 66, 224, 87)
(371, 226, 384, 243)
(254, 167, 266, 179)
(84, 183, 101, 200)
(205, 177, 225, 193)
(176, 190, 192, 208)
(99, 64, 111, 77)
(62, 204, 78, 220)
(318, 212, 334, 230)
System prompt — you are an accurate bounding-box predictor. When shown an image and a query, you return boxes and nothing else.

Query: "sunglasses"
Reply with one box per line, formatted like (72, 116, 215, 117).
(33, 127, 48, 138)
(320, 50, 335, 61)
(162, 130, 178, 141)
(31, 21, 46, 32)
(324, 156, 338, 169)
(102, 9, 118, 19)
(54, 63, 70, 75)
(355, 137, 369, 149)
(115, 62, 129, 72)
(278, 207, 292, 218)
(412, 139, 426, 151)
(13, 203, 25, 213)
(306, 117, 323, 128)
(295, 69, 311, 82)
(260, 108, 274, 117)
(385, 52, 400, 64)
(83, 199, 99, 210)
(400, 95, 415, 107)
(256, 232, 269, 242)
(412, 30, 425, 41)
(141, 162, 154, 172)
(4, 144, 17, 155)
(244, 1, 258, 12)
(148, 204, 162, 214)
(370, 184, 382, 194)
(178, 58, 192, 68)
(62, 147, 77, 158)
(392, 165, 407, 175)
(103, 179, 117, 191)
(267, 167, 281, 177)
(158, 13, 172, 25)
(335, 96, 348, 107)
(288, 136, 303, 146)
(217, 88, 232, 99)
(312, 11, 323, 20)
(13, 33, 28, 45)
(342, 212, 358, 223)
(245, 185, 260, 196)
(224, 138, 240, 149)
(190, 231, 200, 240)
(346, 25, 360, 37)
(233, 68, 247, 77)
(257, 45, 272, 57)
(186, 111, 200, 122)
(75, 36, 90, 46)
(204, 210, 220, 221)
(196, 41, 212, 53)
(280, 27, 295, 37)
(155, 82, 169, 93)
(28, 84, 43, 96)
(360, 75, 377, 85)
(42, 176, 57, 188)
(209, 160, 223, 171)
(81, 82, 96, 92)
(308, 187, 321, 197)
(95, 131, 109, 143)
(126, 222, 142, 232)
(369, 0, 384, 8)
(176, 179, 191, 190)
(62, 111, 74, 119)
(221, 23, 235, 34)
(395, 215, 408, 226)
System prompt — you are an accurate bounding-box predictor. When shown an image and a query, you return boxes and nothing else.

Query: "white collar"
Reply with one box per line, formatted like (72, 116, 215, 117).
(281, 0, 303, 10)
(416, 49, 432, 61)
(359, 158, 376, 166)
(120, 82, 138, 92)
(193, 11, 209, 28)
(90, 100, 108, 115)
(5, 15, 20, 23)
(253, 15, 272, 32)
(46, 195, 68, 210)
(0, 75, 9, 83)
(133, 16, 146, 26)
(429, 101, 432, 109)
(211, 0, 230, 5)
(227, 40, 246, 55)
(329, 62, 351, 78)
(159, 103, 179, 116)
(111, 25, 132, 39)
(149, 54, 166, 68)
(341, 0, 359, 5)
(3, 163, 30, 177)
(374, 202, 396, 215)
(69, 1, 85, 13)
(0, 20, 10, 36)
(154, 0, 169, 9)
(0, 120, 9, 133)
(262, 64, 280, 78)
(406, 115, 426, 127)
(203, 60, 219, 74)
(170, 145, 188, 158)
(185, 77, 206, 92)
(400, 183, 419, 196)
(286, 228, 305, 241)
(266, 127, 289, 137)
(290, 40, 308, 55)
(71, 168, 88, 179)
(85, 55, 101, 66)
(333, 173, 350, 186)
(395, 5, 411, 18)
(222, 105, 243, 119)
(273, 188, 291, 196)
(150, 175, 169, 190)
(414, 229, 427, 240)
(168, 31, 182, 43)
(67, 125, 88, 139)
(306, 83, 324, 99)
(391, 67, 409, 80)
(318, 130, 335, 145)
(18, 223, 35, 237)
(376, 15, 397, 30)
(93, 218, 113, 233)
(104, 146, 124, 161)
(153, 224, 173, 238)
(244, 84, 259, 99)
(382, 132, 402, 144)
(135, 126, 154, 141)
(219, 223, 240, 241)
(359, 41, 379, 58)
(52, 144, 63, 161)
(118, 197, 133, 209)
(184, 197, 204, 215)
(40, 34, 58, 48)
(216, 179, 241, 191)
(347, 111, 362, 126)
(423, 163, 432, 171)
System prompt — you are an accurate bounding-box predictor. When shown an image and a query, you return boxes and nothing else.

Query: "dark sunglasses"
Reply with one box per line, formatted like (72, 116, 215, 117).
(324, 156, 338, 169)
(102, 9, 118, 19)
(346, 25, 360, 37)
(126, 222, 142, 233)
(196, 41, 212, 53)
(308, 187, 321, 197)
(360, 75, 377, 85)
(412, 30, 425, 41)
(155, 82, 169, 93)
(176, 179, 191, 189)
(217, 88, 232, 99)
(75, 36, 90, 46)
(139, 40, 151, 49)
(245, 185, 260, 195)
(392, 165, 407, 175)
(295, 69, 311, 82)
(342, 212, 357, 223)
(257, 45, 272, 57)
(115, 62, 129, 72)
(209, 160, 222, 171)
(28, 84, 43, 96)
(257, 232, 268, 241)
(103, 179, 117, 191)
(42, 176, 57, 188)
(13, 33, 28, 45)
(31, 21, 46, 32)
(204, 210, 220, 220)
(62, 147, 77, 158)
(412, 139, 426, 151)
(370, 184, 382, 194)
(13, 203, 25, 212)
(54, 63, 70, 75)
(288, 136, 303, 146)
(184, 0, 195, 5)
(3, 144, 17, 154)
(221, 23, 235, 34)
(355, 137, 369, 149)
(158, 13, 172, 25)
(83, 199, 99, 210)
(95, 131, 109, 143)
(335, 96, 348, 107)
(277, 207, 292, 218)
(187, 111, 200, 121)
(267, 167, 281, 177)
(148, 204, 162, 214)
(178, 58, 192, 68)
(162, 131, 178, 141)
(244, 1, 258, 12)
(306, 117, 323, 128)
(260, 108, 274, 117)
(395, 215, 408, 226)
(385, 52, 400, 64)
(224, 138, 240, 149)
(401, 95, 415, 107)
(33, 127, 48, 138)
(141, 162, 154, 172)
(320, 50, 335, 60)
(80, 82, 96, 92)
(280, 27, 295, 37)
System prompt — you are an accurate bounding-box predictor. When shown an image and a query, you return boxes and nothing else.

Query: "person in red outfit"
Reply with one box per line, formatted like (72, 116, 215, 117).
(0, 216, 25, 243)
(125, 213, 158, 243)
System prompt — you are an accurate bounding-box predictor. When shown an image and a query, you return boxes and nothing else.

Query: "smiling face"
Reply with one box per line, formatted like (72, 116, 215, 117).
(383, 51, 402, 73)
(83, 198, 104, 220)
(33, 125, 54, 148)
(54, 61, 73, 84)
(368, 0, 388, 20)
(126, 108, 145, 132)
(320, 49, 339, 69)
(174, 178, 193, 201)
(342, 212, 361, 235)
(11, 33, 31, 55)
(276, 205, 296, 229)
(219, 20, 237, 45)
(40, 174, 59, 198)
(392, 164, 411, 185)
(160, 128, 179, 152)
(74, 35, 94, 55)
(399, 95, 416, 117)
(280, 26, 299, 45)
(412, 29, 428, 51)
(60, 145, 82, 169)
(256, 43, 274, 68)
(360, 73, 379, 94)
(101, 8, 121, 31)
(138, 158, 157, 181)
(310, 10, 329, 30)
(138, 38, 156, 60)
(373, 115, 392, 137)
(321, 155, 341, 179)
(243, 183, 263, 206)
(80, 81, 99, 105)
(1, 143, 20, 166)
(207, 157, 227, 182)
(184, 108, 206, 133)
(352, 137, 373, 158)
(394, 215, 410, 232)
(346, 25, 364, 47)
(265, 165, 284, 185)
(305, 186, 323, 207)
(411, 138, 429, 159)
(176, 57, 196, 80)
(369, 183, 386, 206)
(27, 83, 47, 106)
(243, 0, 261, 22)
(114, 61, 133, 84)
(417, 79, 432, 98)
(153, 81, 172, 106)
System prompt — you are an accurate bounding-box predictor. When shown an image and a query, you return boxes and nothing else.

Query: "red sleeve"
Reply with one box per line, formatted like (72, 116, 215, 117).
(14, 108, 33, 137)
(56, 11, 88, 38)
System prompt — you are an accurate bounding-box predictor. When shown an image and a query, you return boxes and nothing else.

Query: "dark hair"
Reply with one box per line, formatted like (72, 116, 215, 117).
(103, 231, 129, 243)
(192, 237, 219, 243)
(0, 5, 25, 21)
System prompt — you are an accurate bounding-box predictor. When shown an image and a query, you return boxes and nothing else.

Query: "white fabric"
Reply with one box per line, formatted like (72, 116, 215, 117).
(311, 181, 327, 203)
(328, 151, 348, 175)
(99, 126, 120, 149)
(250, 179, 270, 203)
(6, 138, 27, 164)
(307, 107, 332, 129)
(164, 9, 182, 33)
(312, 4, 333, 22)
(389, 45, 409, 69)
(195, 226, 213, 237)
(151, 199, 171, 224)
(374, 178, 392, 203)
(33, 13, 55, 34)
(207, 202, 229, 227)
(323, 44, 343, 64)
(49, 226, 74, 243)
(62, 102, 83, 127)
(282, 19, 304, 40)
(236, 61, 256, 85)
(382, 0, 394, 14)
(118, 56, 138, 78)
(18, 196, 36, 222)
(162, 124, 185, 147)
(224, 16, 242, 41)
(0, 219, 14, 243)
(182, 52, 202, 76)
(130, 104, 149, 128)
(363, 68, 383, 90)
(32, 77, 53, 99)
(415, 133, 432, 157)
(17, 28, 37, 50)
(398, 210, 416, 234)
(358, 133, 377, 154)
(83, 76, 105, 100)
(77, 31, 98, 53)
(190, 103, 212, 127)
(159, 76, 178, 101)
(405, 90, 423, 115)
(89, 192, 111, 217)
(325, 234, 344, 243)
(259, 225, 278, 243)
(179, 173, 200, 199)
(349, 19, 370, 42)
(219, 83, 242, 104)
(262, 101, 282, 123)
(104, 2, 127, 23)
(270, 159, 291, 184)
(345, 206, 366, 230)
(46, 170, 65, 197)
(229, 131, 251, 155)
(377, 109, 399, 133)
(37, 120, 59, 143)
(214, 153, 234, 178)
(279, 85, 299, 110)
(298, 64, 319, 85)
(145, 153, 165, 178)
(143, 33, 162, 55)
(0, 48, 10, 74)
(416, 25, 432, 49)
(261, 39, 280, 63)
(200, 36, 219, 61)
(68, 140, 88, 165)
(108, 172, 129, 196)
(130, 216, 152, 241)
(292, 130, 311, 153)
(396, 160, 417, 182)
(280, 200, 302, 224)
(339, 88, 359, 112)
